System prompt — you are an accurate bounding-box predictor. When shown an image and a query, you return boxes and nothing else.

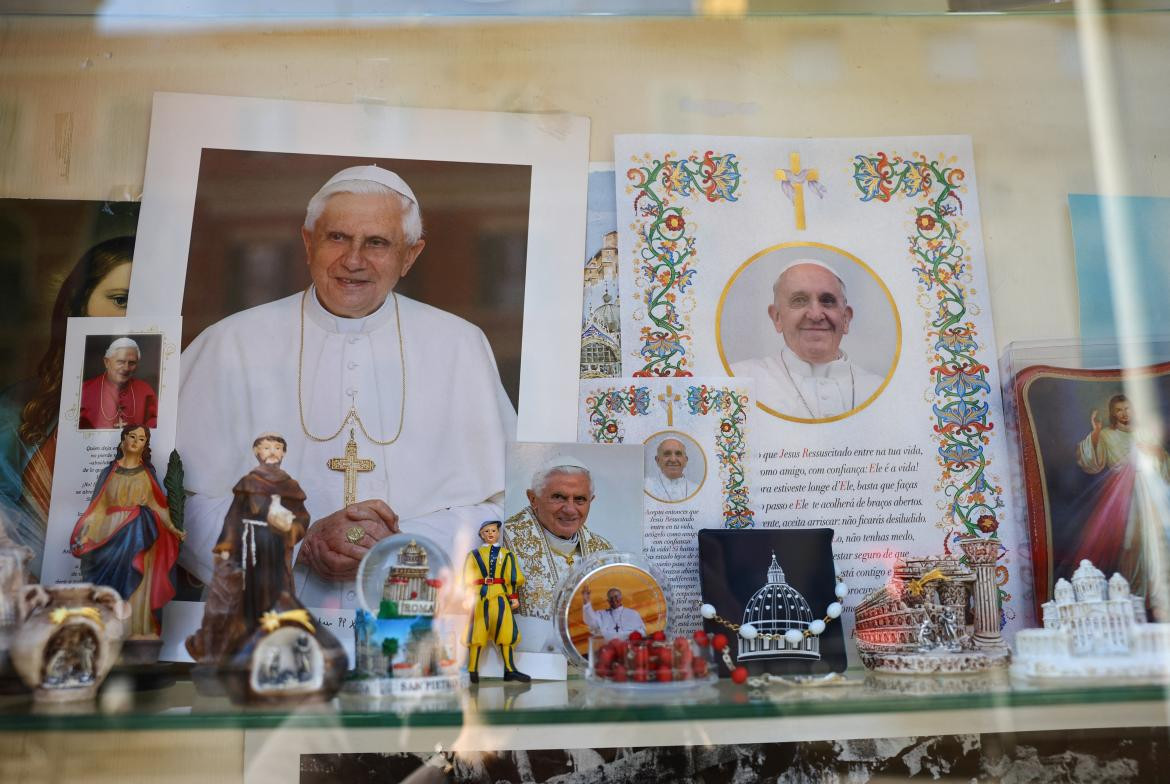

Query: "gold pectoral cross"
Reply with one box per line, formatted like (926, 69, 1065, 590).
(658, 384, 681, 427)
(775, 152, 819, 231)
(327, 429, 375, 507)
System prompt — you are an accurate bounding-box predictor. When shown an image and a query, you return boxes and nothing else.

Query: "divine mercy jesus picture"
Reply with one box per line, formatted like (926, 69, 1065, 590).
(1015, 362, 1170, 620)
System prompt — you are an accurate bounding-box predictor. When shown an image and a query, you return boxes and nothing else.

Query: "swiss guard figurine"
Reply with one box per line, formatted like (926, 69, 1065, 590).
(464, 520, 529, 683)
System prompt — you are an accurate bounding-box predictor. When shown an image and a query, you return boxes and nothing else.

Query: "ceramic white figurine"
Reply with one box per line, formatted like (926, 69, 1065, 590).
(1012, 559, 1170, 681)
(220, 591, 347, 704)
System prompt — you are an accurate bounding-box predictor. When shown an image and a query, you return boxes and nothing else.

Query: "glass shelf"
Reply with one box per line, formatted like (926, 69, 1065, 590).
(1, 667, 1166, 733)
(1, 0, 1169, 21)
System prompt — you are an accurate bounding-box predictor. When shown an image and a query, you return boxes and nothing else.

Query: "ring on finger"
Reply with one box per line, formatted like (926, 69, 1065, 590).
(345, 525, 366, 545)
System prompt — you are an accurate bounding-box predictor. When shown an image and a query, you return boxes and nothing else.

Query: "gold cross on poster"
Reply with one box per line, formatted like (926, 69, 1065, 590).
(774, 152, 822, 231)
(658, 384, 681, 427)
(327, 429, 375, 507)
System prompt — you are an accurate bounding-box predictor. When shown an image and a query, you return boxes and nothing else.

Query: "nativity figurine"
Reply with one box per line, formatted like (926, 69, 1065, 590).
(0, 517, 33, 680)
(10, 583, 127, 702)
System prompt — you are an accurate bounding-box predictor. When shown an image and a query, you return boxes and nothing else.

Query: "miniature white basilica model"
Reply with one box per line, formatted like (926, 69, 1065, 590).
(1013, 559, 1170, 681)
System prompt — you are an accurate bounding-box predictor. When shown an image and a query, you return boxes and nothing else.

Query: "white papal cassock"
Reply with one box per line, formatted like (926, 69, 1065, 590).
(177, 287, 516, 609)
(582, 603, 646, 640)
(644, 473, 697, 503)
(731, 341, 884, 420)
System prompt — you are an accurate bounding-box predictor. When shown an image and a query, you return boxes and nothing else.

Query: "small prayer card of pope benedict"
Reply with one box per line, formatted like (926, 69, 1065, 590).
(42, 315, 181, 588)
(612, 134, 1031, 639)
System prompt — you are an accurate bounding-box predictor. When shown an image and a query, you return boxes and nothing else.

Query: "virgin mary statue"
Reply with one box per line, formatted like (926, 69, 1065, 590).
(70, 424, 184, 637)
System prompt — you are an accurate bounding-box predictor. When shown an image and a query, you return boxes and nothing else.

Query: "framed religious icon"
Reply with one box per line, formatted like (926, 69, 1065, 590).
(1013, 359, 1170, 619)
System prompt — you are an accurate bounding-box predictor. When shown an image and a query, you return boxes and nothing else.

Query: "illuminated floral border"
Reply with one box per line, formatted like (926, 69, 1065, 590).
(583, 384, 754, 529)
(852, 151, 1011, 618)
(625, 151, 742, 376)
(584, 385, 651, 444)
(686, 385, 754, 529)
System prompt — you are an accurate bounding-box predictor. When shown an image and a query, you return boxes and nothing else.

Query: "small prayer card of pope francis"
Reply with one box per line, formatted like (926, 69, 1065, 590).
(577, 376, 757, 634)
(612, 134, 1031, 637)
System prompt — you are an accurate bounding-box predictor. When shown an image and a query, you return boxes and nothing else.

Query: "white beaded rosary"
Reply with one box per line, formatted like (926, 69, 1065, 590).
(697, 580, 849, 687)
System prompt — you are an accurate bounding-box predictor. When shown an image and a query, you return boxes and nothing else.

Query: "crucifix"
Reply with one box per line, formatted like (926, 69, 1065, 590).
(774, 152, 820, 231)
(327, 428, 375, 507)
(658, 384, 681, 427)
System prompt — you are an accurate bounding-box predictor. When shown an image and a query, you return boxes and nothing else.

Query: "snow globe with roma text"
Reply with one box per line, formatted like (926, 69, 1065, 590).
(343, 534, 465, 698)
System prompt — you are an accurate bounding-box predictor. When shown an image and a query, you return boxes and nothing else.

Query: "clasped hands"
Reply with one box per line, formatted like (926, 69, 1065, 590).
(297, 499, 400, 582)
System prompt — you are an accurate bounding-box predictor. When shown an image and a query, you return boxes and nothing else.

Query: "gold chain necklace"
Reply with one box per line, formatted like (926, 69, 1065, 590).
(297, 288, 406, 445)
(99, 375, 134, 427)
(546, 531, 581, 568)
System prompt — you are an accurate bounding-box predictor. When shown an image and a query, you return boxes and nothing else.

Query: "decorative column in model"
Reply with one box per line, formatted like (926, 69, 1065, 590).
(958, 535, 1004, 648)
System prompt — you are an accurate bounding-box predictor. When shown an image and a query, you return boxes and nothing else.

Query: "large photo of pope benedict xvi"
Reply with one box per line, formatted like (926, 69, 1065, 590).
(175, 149, 531, 613)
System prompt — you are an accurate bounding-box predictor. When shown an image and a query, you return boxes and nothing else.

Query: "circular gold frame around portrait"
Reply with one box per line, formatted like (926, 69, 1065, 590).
(641, 429, 707, 504)
(715, 241, 901, 424)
